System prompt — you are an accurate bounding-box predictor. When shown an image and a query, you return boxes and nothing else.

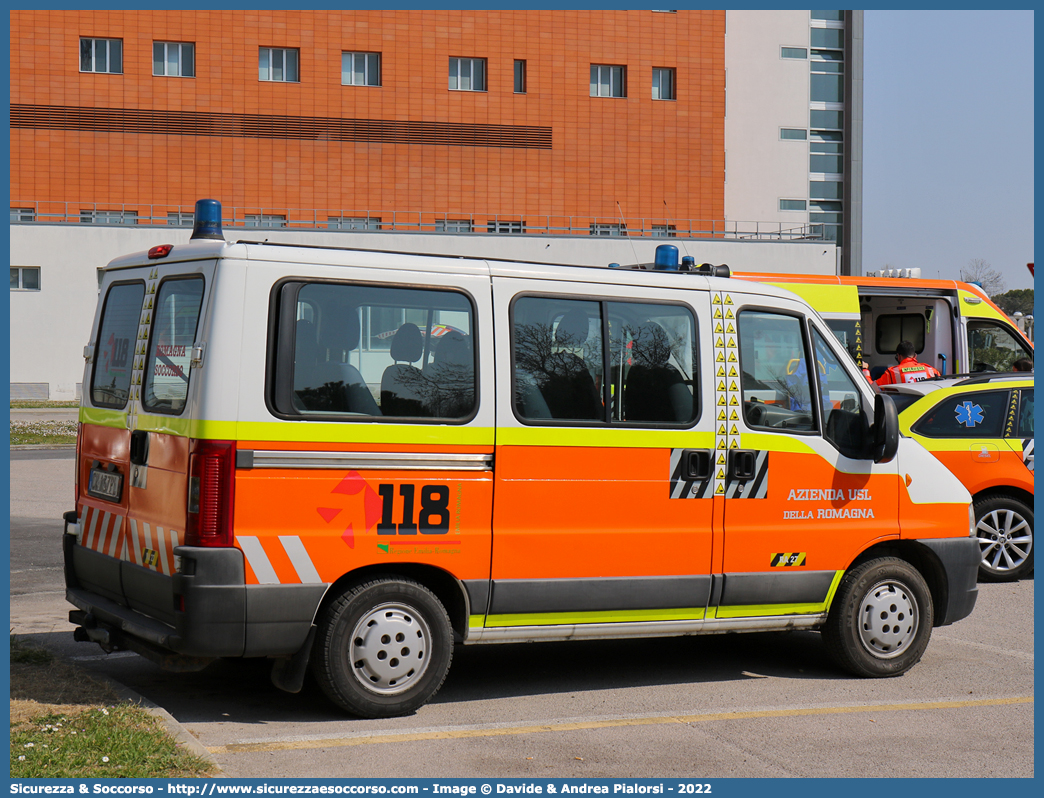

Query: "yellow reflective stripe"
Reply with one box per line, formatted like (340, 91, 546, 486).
(496, 426, 715, 449)
(737, 432, 818, 454)
(468, 615, 485, 629)
(233, 421, 495, 445)
(79, 406, 127, 428)
(766, 282, 859, 315)
(137, 414, 194, 437)
(906, 435, 1010, 453)
(485, 607, 707, 627)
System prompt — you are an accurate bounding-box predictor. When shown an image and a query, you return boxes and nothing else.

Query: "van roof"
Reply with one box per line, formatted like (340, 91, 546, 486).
(103, 238, 809, 305)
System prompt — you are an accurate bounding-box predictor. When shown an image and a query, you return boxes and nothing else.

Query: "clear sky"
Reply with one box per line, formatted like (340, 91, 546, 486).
(862, 9, 1035, 291)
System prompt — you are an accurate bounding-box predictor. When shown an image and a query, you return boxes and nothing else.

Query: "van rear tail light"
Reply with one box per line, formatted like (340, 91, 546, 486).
(186, 439, 236, 547)
(75, 422, 83, 505)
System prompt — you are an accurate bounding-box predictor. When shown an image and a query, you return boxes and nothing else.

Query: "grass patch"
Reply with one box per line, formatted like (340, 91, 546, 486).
(10, 637, 215, 779)
(10, 419, 78, 446)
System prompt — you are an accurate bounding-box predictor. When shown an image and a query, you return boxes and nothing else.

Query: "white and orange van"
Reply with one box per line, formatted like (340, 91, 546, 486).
(65, 200, 981, 718)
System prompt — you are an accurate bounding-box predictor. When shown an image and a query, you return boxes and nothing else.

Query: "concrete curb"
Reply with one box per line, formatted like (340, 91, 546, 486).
(10, 444, 76, 451)
(94, 674, 226, 777)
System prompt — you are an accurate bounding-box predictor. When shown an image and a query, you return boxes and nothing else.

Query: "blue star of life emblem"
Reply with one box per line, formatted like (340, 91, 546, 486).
(955, 400, 985, 428)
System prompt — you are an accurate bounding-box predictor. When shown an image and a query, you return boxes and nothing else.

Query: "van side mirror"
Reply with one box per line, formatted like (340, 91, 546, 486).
(871, 393, 899, 463)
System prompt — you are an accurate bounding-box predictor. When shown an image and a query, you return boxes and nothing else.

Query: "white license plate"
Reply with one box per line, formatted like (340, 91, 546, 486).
(88, 468, 123, 502)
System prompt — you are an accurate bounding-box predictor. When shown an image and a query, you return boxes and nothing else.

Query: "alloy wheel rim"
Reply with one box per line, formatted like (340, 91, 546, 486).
(977, 509, 1032, 574)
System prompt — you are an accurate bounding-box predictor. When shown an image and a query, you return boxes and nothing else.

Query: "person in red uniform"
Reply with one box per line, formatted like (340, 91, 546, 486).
(876, 340, 941, 385)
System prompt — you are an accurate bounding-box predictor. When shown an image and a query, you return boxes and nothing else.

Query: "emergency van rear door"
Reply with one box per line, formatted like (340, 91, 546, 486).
(79, 259, 213, 621)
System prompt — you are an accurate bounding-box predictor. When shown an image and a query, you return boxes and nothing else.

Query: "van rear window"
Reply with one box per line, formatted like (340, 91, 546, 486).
(91, 282, 145, 408)
(143, 277, 204, 414)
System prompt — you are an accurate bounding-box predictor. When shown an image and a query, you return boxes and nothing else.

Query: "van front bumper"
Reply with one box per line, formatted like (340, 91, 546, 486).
(918, 536, 980, 626)
(63, 523, 327, 660)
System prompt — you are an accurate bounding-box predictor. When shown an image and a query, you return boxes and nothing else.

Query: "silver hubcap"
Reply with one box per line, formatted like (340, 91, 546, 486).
(858, 580, 919, 659)
(977, 508, 1032, 574)
(349, 603, 432, 695)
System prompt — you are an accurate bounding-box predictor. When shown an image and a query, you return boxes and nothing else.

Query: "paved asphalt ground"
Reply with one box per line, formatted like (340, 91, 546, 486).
(9, 448, 1034, 780)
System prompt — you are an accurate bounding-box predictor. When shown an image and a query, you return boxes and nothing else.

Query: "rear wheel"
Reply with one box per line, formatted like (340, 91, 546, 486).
(822, 557, 933, 678)
(975, 494, 1034, 582)
(312, 578, 453, 718)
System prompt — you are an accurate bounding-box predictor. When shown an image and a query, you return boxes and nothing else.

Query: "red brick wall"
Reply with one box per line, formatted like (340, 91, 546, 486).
(10, 10, 725, 227)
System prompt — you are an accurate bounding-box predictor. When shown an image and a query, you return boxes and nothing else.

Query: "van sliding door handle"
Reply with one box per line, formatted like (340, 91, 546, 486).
(681, 449, 712, 481)
(728, 450, 757, 480)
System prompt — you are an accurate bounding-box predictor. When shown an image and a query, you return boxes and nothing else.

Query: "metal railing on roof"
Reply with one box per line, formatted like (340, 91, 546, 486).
(10, 202, 829, 242)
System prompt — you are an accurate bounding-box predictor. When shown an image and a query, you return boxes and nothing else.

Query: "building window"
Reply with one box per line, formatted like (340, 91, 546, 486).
(811, 11, 845, 21)
(10, 208, 35, 222)
(514, 60, 527, 93)
(810, 181, 843, 200)
(342, 52, 380, 86)
(81, 210, 138, 224)
(590, 223, 627, 236)
(780, 128, 807, 140)
(591, 65, 626, 97)
(11, 267, 40, 291)
(167, 212, 194, 226)
(245, 214, 287, 228)
(449, 57, 486, 92)
(259, 48, 299, 82)
(80, 37, 122, 74)
(810, 28, 844, 50)
(652, 68, 675, 100)
(810, 109, 843, 129)
(651, 225, 677, 238)
(779, 200, 807, 211)
(810, 130, 843, 173)
(328, 216, 382, 230)
(435, 220, 474, 233)
(488, 221, 525, 234)
(153, 42, 194, 77)
(781, 47, 807, 59)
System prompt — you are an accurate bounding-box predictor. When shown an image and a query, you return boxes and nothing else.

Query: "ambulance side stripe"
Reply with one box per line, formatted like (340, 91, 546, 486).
(239, 537, 280, 584)
(279, 536, 324, 584)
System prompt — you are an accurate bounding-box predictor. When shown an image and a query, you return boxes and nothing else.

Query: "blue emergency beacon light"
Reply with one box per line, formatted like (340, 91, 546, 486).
(190, 199, 224, 241)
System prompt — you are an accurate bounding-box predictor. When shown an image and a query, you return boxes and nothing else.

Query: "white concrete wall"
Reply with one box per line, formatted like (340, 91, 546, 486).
(10, 223, 836, 400)
(725, 10, 811, 225)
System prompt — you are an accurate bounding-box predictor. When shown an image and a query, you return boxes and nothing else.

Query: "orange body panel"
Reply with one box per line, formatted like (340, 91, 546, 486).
(929, 449, 1033, 498)
(491, 446, 713, 580)
(722, 450, 899, 574)
(234, 465, 494, 585)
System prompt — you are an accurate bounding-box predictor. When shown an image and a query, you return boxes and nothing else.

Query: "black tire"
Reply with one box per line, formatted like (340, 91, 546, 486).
(975, 494, 1034, 582)
(312, 578, 453, 718)
(822, 557, 933, 678)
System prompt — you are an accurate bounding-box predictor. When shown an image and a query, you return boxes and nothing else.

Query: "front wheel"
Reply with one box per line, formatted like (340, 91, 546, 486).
(312, 578, 453, 718)
(975, 494, 1034, 582)
(822, 558, 933, 678)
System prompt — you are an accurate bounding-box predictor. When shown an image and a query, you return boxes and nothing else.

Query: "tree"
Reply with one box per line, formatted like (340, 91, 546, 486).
(960, 258, 1006, 296)
(991, 288, 1034, 317)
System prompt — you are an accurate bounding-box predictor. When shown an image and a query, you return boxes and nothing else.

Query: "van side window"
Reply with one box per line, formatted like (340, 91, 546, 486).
(737, 311, 815, 432)
(143, 277, 204, 414)
(512, 296, 698, 425)
(812, 327, 870, 458)
(1017, 390, 1033, 438)
(279, 282, 476, 421)
(91, 282, 145, 408)
(912, 390, 1009, 439)
(513, 297, 603, 421)
(967, 320, 1032, 373)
